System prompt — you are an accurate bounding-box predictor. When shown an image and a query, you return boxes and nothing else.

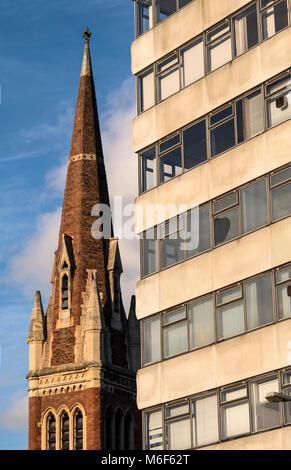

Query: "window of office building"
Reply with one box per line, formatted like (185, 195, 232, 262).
(210, 105, 236, 157)
(221, 386, 250, 439)
(207, 21, 232, 73)
(156, 0, 177, 23)
(217, 286, 245, 339)
(192, 394, 219, 447)
(251, 375, 281, 431)
(142, 228, 159, 276)
(159, 134, 182, 183)
(261, 0, 288, 40)
(181, 38, 204, 88)
(236, 89, 264, 143)
(163, 307, 188, 358)
(161, 215, 186, 268)
(245, 274, 274, 329)
(140, 146, 156, 193)
(145, 409, 163, 449)
(137, 0, 152, 36)
(143, 369, 291, 448)
(187, 204, 211, 258)
(276, 266, 291, 319)
(266, 73, 291, 128)
(213, 192, 239, 246)
(270, 166, 291, 221)
(189, 296, 214, 349)
(166, 403, 191, 450)
(143, 316, 161, 365)
(183, 119, 207, 170)
(233, 3, 259, 56)
(157, 54, 180, 101)
(240, 179, 268, 233)
(139, 68, 155, 112)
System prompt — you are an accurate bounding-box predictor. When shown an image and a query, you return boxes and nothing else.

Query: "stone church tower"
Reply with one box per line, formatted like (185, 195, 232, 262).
(26, 29, 141, 450)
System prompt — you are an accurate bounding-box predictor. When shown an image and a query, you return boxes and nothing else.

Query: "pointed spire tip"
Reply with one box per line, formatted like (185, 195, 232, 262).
(83, 27, 92, 44)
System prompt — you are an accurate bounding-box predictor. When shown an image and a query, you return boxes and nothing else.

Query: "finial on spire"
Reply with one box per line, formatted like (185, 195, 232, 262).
(83, 27, 92, 44)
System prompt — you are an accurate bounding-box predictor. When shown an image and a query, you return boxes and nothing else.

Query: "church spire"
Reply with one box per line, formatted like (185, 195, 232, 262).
(48, 29, 113, 366)
(69, 28, 106, 168)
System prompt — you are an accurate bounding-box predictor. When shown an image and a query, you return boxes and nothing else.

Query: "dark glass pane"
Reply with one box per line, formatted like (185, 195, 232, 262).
(241, 179, 268, 233)
(272, 182, 291, 220)
(271, 167, 291, 187)
(210, 105, 233, 126)
(214, 193, 238, 213)
(62, 289, 68, 300)
(160, 134, 180, 153)
(48, 433, 56, 443)
(49, 443, 56, 450)
(62, 417, 69, 431)
(183, 120, 207, 170)
(179, 0, 192, 7)
(76, 429, 83, 438)
(162, 238, 185, 268)
(160, 147, 182, 183)
(207, 22, 230, 43)
(62, 278, 68, 288)
(157, 0, 177, 22)
(214, 207, 239, 246)
(62, 299, 68, 309)
(62, 441, 69, 450)
(76, 417, 83, 429)
(76, 439, 83, 450)
(210, 119, 235, 157)
(49, 420, 56, 432)
(141, 146, 156, 192)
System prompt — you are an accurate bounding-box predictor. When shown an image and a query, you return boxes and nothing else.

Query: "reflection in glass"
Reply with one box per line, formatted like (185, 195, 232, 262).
(214, 207, 239, 246)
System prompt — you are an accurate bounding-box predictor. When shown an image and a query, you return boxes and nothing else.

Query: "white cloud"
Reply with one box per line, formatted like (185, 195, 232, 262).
(0, 395, 28, 432)
(6, 208, 61, 301)
(21, 102, 74, 143)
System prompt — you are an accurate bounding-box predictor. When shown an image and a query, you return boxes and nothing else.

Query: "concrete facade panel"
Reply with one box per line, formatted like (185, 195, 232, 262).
(133, 28, 291, 153)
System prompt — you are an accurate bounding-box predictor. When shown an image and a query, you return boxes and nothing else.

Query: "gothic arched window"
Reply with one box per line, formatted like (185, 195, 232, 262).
(74, 409, 83, 450)
(105, 407, 114, 450)
(124, 411, 135, 450)
(47, 413, 56, 450)
(115, 408, 123, 450)
(61, 274, 69, 310)
(60, 411, 70, 450)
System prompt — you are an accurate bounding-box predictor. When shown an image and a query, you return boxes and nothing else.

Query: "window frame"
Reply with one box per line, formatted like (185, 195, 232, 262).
(140, 165, 291, 278)
(136, 1, 291, 110)
(142, 368, 291, 449)
(141, 265, 291, 366)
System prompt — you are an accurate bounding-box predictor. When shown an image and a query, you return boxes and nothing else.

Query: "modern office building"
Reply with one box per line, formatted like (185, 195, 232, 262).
(131, 0, 291, 450)
(27, 29, 141, 450)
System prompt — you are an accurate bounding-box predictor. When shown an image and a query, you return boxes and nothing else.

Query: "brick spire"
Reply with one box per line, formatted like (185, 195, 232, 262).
(49, 29, 113, 366)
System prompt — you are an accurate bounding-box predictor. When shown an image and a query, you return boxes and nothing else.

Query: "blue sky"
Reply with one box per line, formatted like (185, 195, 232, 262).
(0, 0, 138, 449)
